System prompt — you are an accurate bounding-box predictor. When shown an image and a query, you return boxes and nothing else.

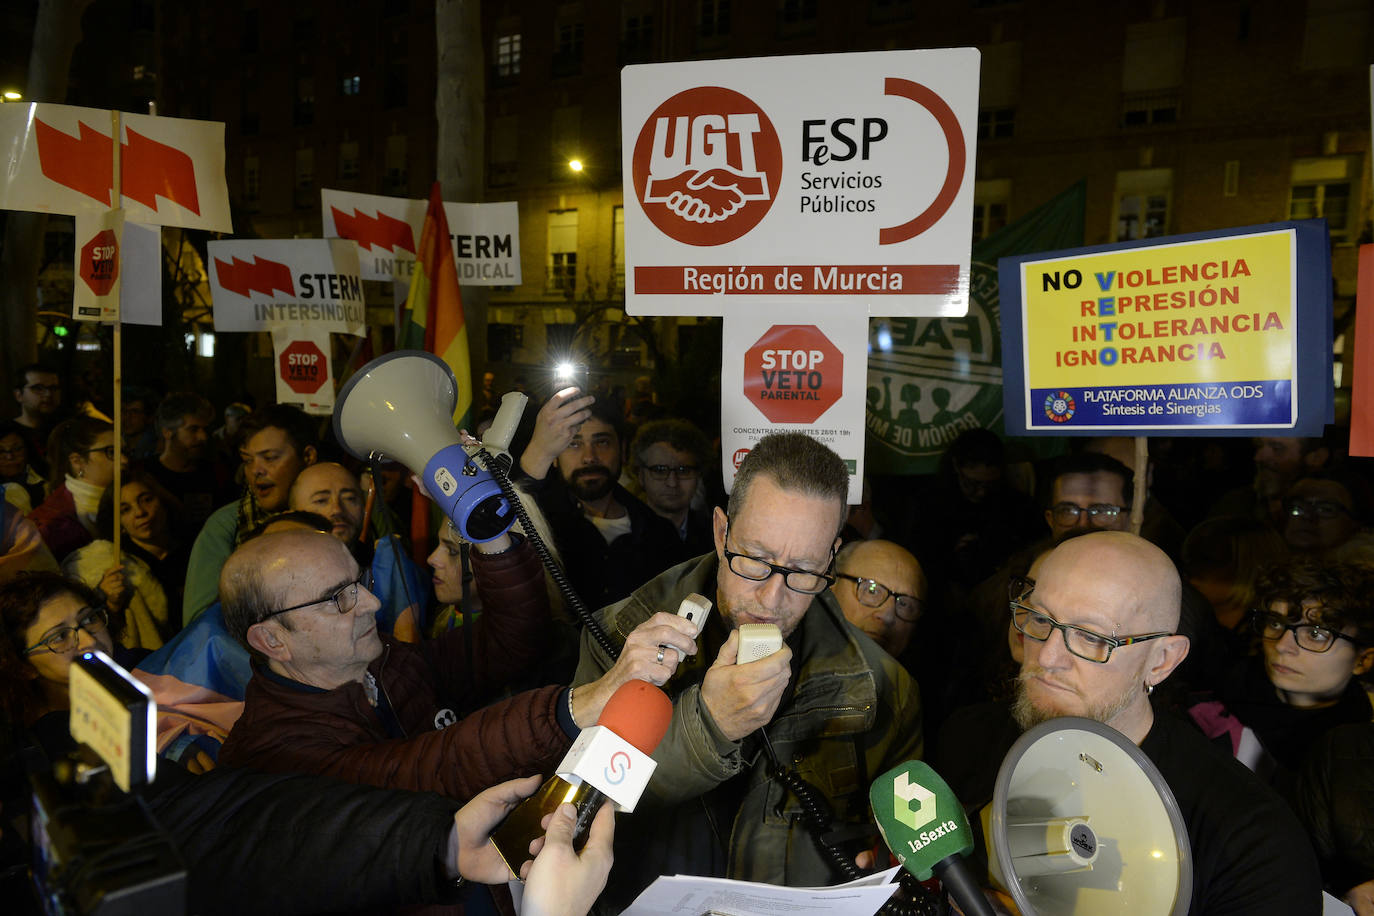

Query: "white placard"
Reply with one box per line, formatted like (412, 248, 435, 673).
(71, 209, 123, 322)
(71, 215, 162, 325)
(270, 324, 336, 416)
(721, 304, 868, 503)
(0, 102, 231, 231)
(209, 238, 365, 336)
(321, 188, 521, 285)
(622, 48, 979, 317)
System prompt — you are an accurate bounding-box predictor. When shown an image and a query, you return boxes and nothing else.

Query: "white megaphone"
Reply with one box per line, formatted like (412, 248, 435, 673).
(981, 717, 1192, 916)
(333, 351, 516, 543)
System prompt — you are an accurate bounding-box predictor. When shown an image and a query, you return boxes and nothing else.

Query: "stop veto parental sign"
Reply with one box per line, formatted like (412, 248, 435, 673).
(280, 340, 328, 395)
(80, 228, 119, 296)
(743, 325, 842, 423)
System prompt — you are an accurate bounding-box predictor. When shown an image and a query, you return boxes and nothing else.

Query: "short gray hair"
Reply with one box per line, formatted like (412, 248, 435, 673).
(727, 433, 848, 533)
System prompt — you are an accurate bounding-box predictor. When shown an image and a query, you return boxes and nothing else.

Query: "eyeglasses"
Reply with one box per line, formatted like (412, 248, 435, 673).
(1284, 500, 1353, 521)
(262, 569, 374, 621)
(1250, 610, 1362, 653)
(834, 573, 921, 621)
(1010, 601, 1173, 664)
(644, 464, 700, 481)
(24, 383, 60, 395)
(722, 522, 834, 595)
(84, 445, 120, 460)
(1049, 502, 1126, 526)
(25, 606, 109, 655)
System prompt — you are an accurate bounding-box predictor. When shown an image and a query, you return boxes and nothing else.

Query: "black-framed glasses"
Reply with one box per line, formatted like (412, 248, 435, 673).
(722, 522, 834, 595)
(1250, 610, 1362, 653)
(1284, 499, 1353, 521)
(261, 569, 374, 621)
(1049, 502, 1126, 526)
(834, 573, 921, 621)
(25, 606, 109, 655)
(644, 464, 700, 481)
(1009, 601, 1173, 664)
(83, 445, 119, 460)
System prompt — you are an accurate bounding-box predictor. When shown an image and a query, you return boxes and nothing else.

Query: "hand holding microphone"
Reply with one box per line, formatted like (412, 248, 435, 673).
(490, 680, 673, 876)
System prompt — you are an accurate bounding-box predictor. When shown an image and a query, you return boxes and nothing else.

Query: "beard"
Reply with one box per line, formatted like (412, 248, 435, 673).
(567, 465, 615, 502)
(1010, 667, 1140, 733)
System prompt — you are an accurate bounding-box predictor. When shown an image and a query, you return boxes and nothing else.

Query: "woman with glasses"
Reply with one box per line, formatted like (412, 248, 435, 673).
(28, 418, 123, 562)
(0, 419, 47, 514)
(1186, 559, 1374, 794)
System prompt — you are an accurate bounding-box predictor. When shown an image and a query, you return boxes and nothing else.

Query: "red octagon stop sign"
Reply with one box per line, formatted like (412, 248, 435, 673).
(280, 340, 328, 395)
(80, 228, 119, 296)
(743, 325, 842, 424)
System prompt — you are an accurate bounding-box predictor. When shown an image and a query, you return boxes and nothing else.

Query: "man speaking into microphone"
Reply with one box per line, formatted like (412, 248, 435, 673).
(572, 433, 923, 912)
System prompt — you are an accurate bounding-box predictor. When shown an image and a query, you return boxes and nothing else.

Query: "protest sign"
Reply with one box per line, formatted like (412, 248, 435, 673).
(271, 325, 335, 416)
(321, 188, 521, 285)
(622, 48, 979, 317)
(1000, 220, 1332, 436)
(209, 239, 365, 336)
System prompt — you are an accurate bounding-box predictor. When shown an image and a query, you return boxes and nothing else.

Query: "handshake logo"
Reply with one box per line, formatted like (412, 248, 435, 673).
(632, 86, 783, 246)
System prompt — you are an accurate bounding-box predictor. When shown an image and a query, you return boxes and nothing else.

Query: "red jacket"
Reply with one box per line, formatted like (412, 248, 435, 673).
(29, 484, 94, 562)
(218, 538, 571, 801)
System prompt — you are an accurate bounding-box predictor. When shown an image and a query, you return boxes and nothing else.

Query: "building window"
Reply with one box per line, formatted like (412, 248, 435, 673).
(243, 156, 260, 207)
(495, 33, 521, 79)
(869, 0, 916, 24)
(292, 16, 313, 43)
(779, 0, 816, 22)
(972, 179, 1010, 242)
(241, 9, 259, 52)
(341, 75, 361, 96)
(1113, 168, 1172, 242)
(489, 116, 518, 187)
(977, 108, 1015, 140)
(612, 206, 625, 297)
(547, 210, 579, 296)
(294, 76, 315, 127)
(338, 141, 359, 181)
(294, 147, 315, 210)
(699, 0, 730, 39)
(621, 12, 655, 63)
(553, 21, 584, 77)
(1121, 18, 1184, 127)
(384, 134, 408, 195)
(384, 64, 407, 108)
(1288, 156, 1359, 241)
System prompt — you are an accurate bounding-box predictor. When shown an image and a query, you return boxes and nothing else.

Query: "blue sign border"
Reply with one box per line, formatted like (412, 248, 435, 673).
(999, 219, 1332, 437)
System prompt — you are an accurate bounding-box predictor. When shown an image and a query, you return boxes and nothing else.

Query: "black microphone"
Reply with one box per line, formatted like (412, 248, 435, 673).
(871, 760, 996, 916)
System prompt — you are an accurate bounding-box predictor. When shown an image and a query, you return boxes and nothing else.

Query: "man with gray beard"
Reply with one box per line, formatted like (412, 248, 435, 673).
(933, 531, 1322, 915)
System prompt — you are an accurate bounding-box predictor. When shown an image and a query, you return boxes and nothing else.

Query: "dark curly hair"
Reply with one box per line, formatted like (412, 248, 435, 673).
(0, 572, 101, 725)
(1254, 559, 1374, 645)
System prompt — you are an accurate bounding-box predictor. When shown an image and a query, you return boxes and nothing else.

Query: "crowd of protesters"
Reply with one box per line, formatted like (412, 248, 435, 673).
(1, 357, 1371, 916)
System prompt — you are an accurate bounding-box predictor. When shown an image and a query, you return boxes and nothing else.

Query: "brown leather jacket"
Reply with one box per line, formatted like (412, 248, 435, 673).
(218, 537, 572, 801)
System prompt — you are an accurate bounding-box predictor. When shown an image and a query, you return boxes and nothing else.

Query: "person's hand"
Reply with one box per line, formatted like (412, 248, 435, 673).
(518, 389, 595, 481)
(573, 612, 698, 725)
(1345, 878, 1374, 916)
(449, 774, 542, 883)
(98, 565, 129, 611)
(700, 629, 792, 741)
(518, 802, 615, 916)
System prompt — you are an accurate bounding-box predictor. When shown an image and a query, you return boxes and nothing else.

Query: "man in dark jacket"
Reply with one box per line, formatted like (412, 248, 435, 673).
(215, 527, 696, 800)
(518, 390, 691, 609)
(934, 531, 1324, 916)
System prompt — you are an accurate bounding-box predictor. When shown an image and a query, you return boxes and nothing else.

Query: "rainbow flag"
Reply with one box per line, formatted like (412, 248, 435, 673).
(398, 182, 471, 559)
(399, 181, 472, 428)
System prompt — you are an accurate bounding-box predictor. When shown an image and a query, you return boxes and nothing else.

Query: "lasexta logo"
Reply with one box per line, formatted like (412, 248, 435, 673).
(632, 87, 783, 246)
(603, 751, 631, 785)
(216, 256, 295, 298)
(893, 771, 937, 831)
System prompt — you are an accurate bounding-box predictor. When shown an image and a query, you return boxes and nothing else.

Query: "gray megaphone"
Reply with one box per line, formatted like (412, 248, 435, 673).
(333, 350, 514, 542)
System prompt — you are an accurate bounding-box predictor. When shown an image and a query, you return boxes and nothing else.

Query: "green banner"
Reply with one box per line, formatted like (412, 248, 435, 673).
(864, 181, 1087, 474)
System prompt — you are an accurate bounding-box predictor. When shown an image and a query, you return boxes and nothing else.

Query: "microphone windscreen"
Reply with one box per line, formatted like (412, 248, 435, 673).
(595, 680, 673, 754)
(870, 760, 975, 881)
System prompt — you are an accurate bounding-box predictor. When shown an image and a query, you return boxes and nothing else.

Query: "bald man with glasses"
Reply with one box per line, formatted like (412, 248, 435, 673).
(572, 432, 922, 913)
(934, 531, 1322, 916)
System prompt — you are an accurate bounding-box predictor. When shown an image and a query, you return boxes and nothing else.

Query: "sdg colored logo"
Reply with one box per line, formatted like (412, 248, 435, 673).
(631, 86, 784, 246)
(1044, 390, 1076, 424)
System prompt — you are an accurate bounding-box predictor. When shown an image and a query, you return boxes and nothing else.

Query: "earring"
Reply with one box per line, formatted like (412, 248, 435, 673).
(1145, 682, 1155, 696)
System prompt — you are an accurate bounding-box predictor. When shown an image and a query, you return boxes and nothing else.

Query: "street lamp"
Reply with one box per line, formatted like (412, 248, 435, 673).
(1, 90, 23, 102)
(568, 158, 584, 173)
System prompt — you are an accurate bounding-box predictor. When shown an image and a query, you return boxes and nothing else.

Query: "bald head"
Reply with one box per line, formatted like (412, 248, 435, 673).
(1040, 531, 1181, 632)
(221, 529, 352, 643)
(832, 539, 925, 656)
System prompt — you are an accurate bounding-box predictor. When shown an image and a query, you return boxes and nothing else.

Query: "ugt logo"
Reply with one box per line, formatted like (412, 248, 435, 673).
(632, 86, 783, 246)
(893, 771, 937, 830)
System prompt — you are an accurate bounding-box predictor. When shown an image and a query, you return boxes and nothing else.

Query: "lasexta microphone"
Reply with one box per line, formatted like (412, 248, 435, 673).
(490, 680, 673, 874)
(871, 760, 996, 916)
